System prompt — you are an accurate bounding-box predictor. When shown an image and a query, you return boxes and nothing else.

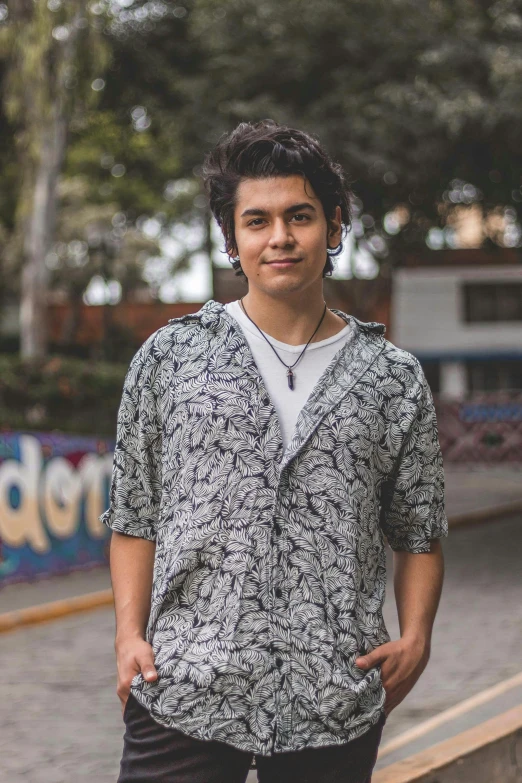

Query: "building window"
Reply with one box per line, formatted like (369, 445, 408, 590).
(467, 360, 522, 392)
(463, 283, 522, 322)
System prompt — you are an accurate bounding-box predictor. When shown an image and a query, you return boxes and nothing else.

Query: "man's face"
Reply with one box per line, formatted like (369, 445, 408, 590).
(230, 175, 341, 298)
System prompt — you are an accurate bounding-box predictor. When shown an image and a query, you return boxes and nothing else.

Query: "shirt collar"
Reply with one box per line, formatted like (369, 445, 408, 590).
(169, 300, 387, 473)
(169, 298, 386, 337)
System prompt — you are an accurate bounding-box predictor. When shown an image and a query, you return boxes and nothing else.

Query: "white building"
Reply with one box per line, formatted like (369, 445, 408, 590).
(391, 250, 522, 399)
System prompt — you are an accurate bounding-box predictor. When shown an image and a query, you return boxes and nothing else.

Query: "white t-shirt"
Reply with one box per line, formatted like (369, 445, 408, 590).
(224, 299, 355, 450)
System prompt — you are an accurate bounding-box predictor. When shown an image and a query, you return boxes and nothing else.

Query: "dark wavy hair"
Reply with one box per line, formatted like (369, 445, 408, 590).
(202, 119, 354, 277)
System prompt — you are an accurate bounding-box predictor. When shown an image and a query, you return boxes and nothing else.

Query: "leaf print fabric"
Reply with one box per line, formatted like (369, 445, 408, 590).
(379, 366, 448, 553)
(101, 334, 163, 541)
(100, 299, 448, 756)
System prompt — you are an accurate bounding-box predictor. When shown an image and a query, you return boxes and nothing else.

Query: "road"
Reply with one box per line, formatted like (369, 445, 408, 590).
(1, 515, 521, 782)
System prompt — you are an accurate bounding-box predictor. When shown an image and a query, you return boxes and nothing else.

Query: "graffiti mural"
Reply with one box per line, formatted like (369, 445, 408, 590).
(436, 391, 522, 463)
(0, 431, 115, 586)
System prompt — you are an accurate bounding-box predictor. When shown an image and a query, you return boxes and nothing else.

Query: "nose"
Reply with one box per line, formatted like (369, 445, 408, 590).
(268, 218, 295, 248)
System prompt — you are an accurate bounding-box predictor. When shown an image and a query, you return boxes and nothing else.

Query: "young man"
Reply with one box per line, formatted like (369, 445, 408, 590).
(101, 119, 447, 783)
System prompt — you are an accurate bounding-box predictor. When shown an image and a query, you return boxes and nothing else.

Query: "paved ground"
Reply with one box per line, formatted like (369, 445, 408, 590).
(443, 463, 522, 518)
(374, 679, 522, 771)
(1, 509, 521, 782)
(374, 512, 522, 770)
(0, 566, 112, 615)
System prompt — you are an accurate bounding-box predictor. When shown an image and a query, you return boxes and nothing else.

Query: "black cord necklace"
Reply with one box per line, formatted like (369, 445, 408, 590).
(239, 297, 328, 390)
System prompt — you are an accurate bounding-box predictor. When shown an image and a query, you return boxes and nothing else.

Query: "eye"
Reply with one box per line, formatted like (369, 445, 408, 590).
(247, 218, 265, 226)
(291, 213, 311, 222)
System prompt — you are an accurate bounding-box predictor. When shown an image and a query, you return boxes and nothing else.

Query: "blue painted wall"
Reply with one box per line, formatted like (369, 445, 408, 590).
(0, 431, 115, 585)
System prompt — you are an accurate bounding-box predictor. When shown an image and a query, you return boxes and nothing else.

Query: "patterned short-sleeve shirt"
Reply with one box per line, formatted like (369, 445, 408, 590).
(100, 298, 448, 756)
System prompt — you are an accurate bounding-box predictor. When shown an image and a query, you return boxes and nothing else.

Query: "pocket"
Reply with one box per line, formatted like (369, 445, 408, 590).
(122, 693, 134, 723)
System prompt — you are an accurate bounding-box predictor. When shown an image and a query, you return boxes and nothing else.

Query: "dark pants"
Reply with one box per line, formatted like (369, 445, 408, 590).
(119, 693, 386, 783)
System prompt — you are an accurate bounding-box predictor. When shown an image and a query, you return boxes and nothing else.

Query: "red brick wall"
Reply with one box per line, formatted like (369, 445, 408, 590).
(48, 302, 202, 346)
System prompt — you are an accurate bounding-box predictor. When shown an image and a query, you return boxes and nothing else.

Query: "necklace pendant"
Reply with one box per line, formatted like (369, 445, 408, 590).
(287, 368, 295, 390)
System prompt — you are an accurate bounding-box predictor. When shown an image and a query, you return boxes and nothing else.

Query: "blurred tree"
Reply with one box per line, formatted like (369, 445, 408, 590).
(0, 0, 109, 360)
(48, 175, 160, 356)
(0, 2, 209, 359)
(88, 0, 522, 292)
(184, 0, 522, 252)
(0, 54, 18, 308)
(1, 0, 521, 361)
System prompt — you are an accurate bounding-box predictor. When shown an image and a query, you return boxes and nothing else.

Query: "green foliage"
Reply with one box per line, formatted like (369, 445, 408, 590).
(184, 0, 522, 247)
(0, 352, 128, 437)
(1, 0, 522, 325)
(66, 109, 182, 216)
(0, 0, 113, 322)
(65, 0, 522, 259)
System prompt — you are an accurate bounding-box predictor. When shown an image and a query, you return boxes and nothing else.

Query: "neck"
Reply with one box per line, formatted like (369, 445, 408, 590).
(239, 288, 347, 346)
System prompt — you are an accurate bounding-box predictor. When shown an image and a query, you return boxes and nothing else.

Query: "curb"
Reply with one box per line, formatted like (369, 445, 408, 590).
(447, 498, 522, 529)
(373, 704, 522, 783)
(377, 670, 522, 760)
(0, 589, 114, 634)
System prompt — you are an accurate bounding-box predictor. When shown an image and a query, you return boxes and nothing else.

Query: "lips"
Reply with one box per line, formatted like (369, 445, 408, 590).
(266, 258, 301, 264)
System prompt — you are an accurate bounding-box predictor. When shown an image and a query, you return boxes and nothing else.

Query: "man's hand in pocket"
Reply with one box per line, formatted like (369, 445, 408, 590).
(355, 637, 430, 716)
(115, 636, 158, 715)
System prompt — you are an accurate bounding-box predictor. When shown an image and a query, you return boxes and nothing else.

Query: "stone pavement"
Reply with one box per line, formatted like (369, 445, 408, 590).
(374, 511, 522, 770)
(0, 566, 112, 615)
(374, 677, 522, 772)
(443, 463, 522, 518)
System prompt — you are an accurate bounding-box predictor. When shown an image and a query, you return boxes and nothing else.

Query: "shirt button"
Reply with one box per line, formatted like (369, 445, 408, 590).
(275, 657, 283, 668)
(261, 394, 270, 406)
(275, 587, 282, 598)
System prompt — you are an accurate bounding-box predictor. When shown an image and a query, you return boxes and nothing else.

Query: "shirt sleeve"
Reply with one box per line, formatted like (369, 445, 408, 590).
(99, 339, 162, 541)
(380, 361, 449, 553)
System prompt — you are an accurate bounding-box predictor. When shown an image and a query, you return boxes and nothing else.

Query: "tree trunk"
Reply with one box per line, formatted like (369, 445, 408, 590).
(20, 113, 68, 360)
(15, 1, 85, 361)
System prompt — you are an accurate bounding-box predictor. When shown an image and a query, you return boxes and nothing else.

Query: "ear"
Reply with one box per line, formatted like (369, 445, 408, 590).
(327, 205, 342, 249)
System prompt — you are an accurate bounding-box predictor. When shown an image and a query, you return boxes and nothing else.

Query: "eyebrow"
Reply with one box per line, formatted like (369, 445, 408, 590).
(239, 202, 317, 218)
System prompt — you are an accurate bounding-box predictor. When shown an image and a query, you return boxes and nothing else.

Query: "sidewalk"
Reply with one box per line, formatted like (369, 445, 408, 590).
(0, 464, 520, 616)
(0, 566, 112, 615)
(373, 672, 522, 772)
(443, 463, 522, 519)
